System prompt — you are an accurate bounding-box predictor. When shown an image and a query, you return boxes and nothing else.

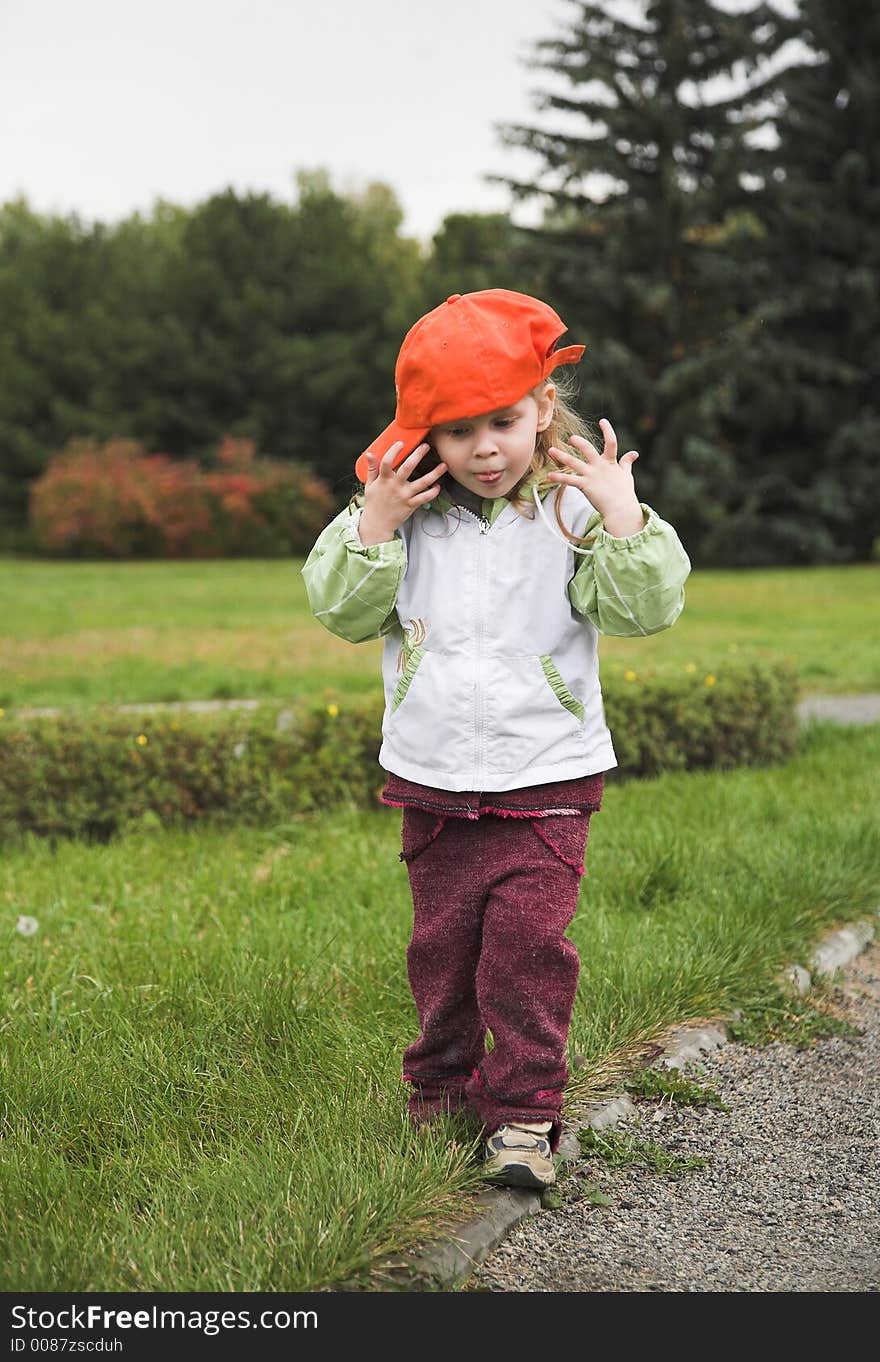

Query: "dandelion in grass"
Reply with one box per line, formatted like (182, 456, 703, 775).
(16, 915, 38, 937)
(705, 674, 716, 687)
(624, 670, 637, 682)
(685, 663, 697, 674)
(136, 733, 148, 745)
(326, 703, 339, 717)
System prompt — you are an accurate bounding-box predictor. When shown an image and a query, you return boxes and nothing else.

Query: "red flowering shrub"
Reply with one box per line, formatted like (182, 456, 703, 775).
(29, 436, 334, 558)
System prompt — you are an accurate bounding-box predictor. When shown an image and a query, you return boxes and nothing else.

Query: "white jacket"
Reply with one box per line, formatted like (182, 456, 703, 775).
(303, 484, 691, 792)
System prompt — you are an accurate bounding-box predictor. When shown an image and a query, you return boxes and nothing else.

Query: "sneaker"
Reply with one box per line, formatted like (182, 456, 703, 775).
(482, 1121, 555, 1189)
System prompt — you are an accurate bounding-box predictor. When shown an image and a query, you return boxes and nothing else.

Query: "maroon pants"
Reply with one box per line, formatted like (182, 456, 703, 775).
(400, 807, 594, 1151)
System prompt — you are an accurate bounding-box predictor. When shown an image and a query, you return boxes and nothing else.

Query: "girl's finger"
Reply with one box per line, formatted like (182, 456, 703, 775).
(567, 435, 601, 461)
(396, 442, 432, 474)
(412, 484, 443, 505)
(549, 444, 589, 468)
(410, 462, 447, 491)
(379, 441, 405, 472)
(364, 453, 378, 482)
(599, 418, 618, 459)
(546, 469, 584, 482)
(622, 450, 639, 465)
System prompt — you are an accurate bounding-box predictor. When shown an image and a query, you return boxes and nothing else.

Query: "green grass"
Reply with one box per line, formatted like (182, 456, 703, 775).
(2, 721, 878, 1291)
(622, 1069, 730, 1110)
(1, 558, 877, 713)
(576, 1127, 709, 1175)
(724, 980, 862, 1048)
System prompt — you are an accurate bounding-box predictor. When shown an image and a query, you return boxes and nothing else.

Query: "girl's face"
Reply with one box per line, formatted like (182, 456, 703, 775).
(428, 386, 555, 500)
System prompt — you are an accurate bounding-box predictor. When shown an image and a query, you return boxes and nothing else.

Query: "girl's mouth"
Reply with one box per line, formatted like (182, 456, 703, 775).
(474, 470, 504, 484)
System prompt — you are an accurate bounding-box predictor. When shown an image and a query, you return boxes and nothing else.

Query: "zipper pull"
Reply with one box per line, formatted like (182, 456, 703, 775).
(478, 515, 490, 535)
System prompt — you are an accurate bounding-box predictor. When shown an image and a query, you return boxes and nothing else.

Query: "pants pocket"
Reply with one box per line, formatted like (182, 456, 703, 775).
(528, 812, 593, 875)
(400, 807, 448, 864)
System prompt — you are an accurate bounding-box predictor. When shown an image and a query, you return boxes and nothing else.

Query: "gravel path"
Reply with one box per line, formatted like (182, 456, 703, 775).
(471, 942, 880, 1293)
(797, 695, 880, 725)
(12, 693, 880, 724)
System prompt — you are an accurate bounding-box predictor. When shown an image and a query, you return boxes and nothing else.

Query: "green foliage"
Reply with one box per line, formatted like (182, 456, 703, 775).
(493, 0, 791, 559)
(491, 0, 880, 566)
(0, 662, 798, 844)
(577, 1126, 708, 1176)
(0, 175, 427, 540)
(603, 658, 799, 781)
(623, 1068, 730, 1111)
(726, 981, 863, 1049)
(28, 433, 333, 558)
(0, 701, 379, 844)
(539, 1186, 565, 1210)
(422, 213, 540, 300)
(710, 0, 880, 566)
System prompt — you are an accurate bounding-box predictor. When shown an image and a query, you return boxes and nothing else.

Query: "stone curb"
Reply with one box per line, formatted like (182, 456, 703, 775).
(401, 911, 878, 1290)
(811, 918, 876, 977)
(407, 1188, 541, 1286)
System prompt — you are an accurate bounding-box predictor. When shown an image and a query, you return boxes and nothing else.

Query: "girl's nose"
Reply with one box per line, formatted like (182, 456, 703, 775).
(474, 426, 499, 457)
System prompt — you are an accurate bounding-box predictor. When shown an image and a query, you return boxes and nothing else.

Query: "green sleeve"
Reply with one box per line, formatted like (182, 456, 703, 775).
(301, 505, 405, 643)
(567, 503, 691, 636)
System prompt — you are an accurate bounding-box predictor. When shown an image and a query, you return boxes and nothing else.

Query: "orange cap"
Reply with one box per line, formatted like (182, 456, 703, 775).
(355, 288, 585, 482)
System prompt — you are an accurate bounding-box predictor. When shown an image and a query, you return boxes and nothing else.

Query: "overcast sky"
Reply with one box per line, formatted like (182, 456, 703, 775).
(1, 0, 585, 243)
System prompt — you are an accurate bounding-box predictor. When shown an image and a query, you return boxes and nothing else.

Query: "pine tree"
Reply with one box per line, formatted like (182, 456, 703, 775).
(491, 0, 790, 563)
(709, 0, 880, 563)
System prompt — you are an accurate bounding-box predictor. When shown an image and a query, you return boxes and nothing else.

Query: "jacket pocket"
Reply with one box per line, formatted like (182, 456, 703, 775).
(538, 654, 585, 723)
(391, 644, 426, 713)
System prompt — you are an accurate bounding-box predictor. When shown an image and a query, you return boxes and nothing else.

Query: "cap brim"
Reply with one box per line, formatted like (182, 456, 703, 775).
(355, 418, 431, 483)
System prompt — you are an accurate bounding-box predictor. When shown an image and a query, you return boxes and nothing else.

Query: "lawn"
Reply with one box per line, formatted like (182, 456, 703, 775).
(2, 723, 878, 1291)
(3, 552, 877, 1290)
(1, 557, 877, 713)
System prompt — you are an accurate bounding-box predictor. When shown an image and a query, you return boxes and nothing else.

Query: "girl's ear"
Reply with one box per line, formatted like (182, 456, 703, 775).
(536, 383, 556, 433)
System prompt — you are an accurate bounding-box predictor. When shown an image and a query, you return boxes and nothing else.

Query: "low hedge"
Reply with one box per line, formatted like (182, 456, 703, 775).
(0, 661, 800, 844)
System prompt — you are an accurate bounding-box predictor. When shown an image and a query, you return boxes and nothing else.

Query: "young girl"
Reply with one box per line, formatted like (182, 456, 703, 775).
(303, 289, 690, 1190)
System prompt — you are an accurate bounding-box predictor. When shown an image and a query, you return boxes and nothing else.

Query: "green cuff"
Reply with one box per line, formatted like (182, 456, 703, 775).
(342, 512, 406, 562)
(589, 504, 662, 548)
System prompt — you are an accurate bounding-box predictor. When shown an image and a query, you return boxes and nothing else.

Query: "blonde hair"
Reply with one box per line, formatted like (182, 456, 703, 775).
(507, 372, 600, 545)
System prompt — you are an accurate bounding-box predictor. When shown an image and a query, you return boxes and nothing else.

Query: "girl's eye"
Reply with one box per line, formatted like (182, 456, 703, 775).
(495, 418, 515, 428)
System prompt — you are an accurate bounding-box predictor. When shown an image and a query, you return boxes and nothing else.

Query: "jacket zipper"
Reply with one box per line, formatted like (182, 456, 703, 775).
(455, 504, 491, 536)
(457, 507, 490, 784)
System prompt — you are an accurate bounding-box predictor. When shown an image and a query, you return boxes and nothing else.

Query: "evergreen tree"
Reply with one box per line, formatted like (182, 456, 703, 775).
(708, 0, 880, 563)
(491, 0, 790, 563)
(423, 212, 538, 301)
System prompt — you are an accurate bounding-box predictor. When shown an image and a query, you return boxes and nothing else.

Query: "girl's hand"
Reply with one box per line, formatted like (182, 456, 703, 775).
(358, 443, 447, 545)
(547, 419, 646, 538)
